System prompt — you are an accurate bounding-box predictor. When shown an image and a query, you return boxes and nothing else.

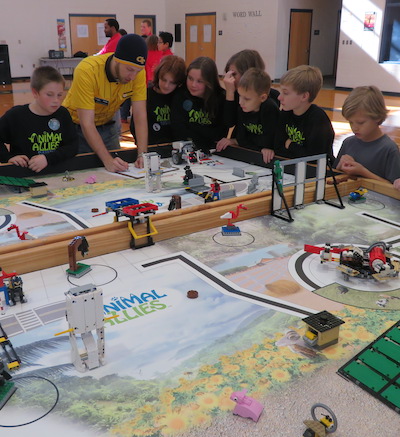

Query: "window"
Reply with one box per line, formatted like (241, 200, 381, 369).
(380, 0, 400, 62)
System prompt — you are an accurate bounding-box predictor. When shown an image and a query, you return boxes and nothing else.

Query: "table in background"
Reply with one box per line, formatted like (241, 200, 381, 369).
(39, 57, 84, 75)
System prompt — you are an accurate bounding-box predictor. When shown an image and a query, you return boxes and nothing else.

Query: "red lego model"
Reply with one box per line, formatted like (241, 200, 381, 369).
(304, 241, 400, 281)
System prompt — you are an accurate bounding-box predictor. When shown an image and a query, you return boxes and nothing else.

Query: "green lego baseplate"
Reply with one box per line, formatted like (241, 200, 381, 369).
(0, 381, 17, 410)
(337, 320, 400, 414)
(0, 175, 36, 189)
(66, 263, 92, 278)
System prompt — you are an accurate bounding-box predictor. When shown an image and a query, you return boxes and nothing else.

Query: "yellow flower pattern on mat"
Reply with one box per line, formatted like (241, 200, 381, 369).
(271, 369, 291, 382)
(110, 309, 398, 436)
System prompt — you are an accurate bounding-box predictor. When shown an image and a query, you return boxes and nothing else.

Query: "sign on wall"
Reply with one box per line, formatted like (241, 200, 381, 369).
(364, 12, 376, 31)
(57, 19, 67, 51)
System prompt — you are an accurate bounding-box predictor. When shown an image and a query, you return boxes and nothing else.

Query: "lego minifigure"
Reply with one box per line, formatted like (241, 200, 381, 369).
(183, 165, 194, 185)
(7, 276, 26, 306)
(205, 178, 221, 201)
(0, 268, 17, 306)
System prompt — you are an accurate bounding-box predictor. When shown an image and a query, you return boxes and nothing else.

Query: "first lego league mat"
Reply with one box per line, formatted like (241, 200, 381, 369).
(1, 184, 400, 435)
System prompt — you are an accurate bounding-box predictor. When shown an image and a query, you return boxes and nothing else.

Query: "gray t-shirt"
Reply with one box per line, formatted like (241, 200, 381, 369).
(334, 134, 400, 183)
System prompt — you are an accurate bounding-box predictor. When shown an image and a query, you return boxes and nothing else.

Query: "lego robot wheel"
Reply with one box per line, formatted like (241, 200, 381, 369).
(310, 403, 338, 433)
(172, 153, 182, 165)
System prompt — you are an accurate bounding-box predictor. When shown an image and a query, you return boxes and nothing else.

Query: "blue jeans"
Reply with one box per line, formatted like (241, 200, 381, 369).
(75, 120, 120, 154)
(120, 100, 131, 120)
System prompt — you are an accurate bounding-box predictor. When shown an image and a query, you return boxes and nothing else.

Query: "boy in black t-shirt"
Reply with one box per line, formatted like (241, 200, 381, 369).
(0, 66, 78, 172)
(216, 68, 279, 163)
(274, 65, 334, 160)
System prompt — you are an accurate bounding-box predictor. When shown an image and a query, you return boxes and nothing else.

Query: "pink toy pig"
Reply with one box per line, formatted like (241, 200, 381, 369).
(230, 389, 264, 422)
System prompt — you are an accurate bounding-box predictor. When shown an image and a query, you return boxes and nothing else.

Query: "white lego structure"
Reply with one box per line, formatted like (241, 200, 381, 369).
(143, 152, 162, 193)
(65, 284, 105, 372)
(271, 153, 343, 222)
(272, 154, 328, 212)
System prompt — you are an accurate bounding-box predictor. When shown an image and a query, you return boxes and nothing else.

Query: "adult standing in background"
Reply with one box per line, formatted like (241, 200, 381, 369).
(63, 34, 148, 172)
(141, 19, 152, 39)
(96, 18, 121, 55)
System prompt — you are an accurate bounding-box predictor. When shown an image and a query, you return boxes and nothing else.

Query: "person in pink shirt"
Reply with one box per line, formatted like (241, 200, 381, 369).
(158, 32, 174, 58)
(97, 19, 121, 55)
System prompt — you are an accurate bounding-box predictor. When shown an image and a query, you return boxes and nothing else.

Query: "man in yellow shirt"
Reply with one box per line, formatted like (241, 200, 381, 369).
(63, 34, 148, 172)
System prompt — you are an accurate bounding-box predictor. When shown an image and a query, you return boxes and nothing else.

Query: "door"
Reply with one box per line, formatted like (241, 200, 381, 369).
(70, 14, 116, 56)
(185, 13, 216, 64)
(287, 10, 312, 69)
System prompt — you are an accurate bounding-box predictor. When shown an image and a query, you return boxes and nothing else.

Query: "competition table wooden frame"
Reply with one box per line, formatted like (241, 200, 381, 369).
(1, 145, 398, 275)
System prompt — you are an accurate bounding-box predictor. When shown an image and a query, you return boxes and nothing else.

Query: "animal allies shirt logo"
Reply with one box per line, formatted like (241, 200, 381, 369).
(286, 125, 305, 146)
(153, 104, 171, 124)
(28, 130, 62, 153)
(188, 108, 212, 125)
(243, 122, 263, 135)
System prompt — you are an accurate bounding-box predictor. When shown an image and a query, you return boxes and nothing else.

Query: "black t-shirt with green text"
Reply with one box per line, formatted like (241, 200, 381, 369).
(0, 104, 78, 165)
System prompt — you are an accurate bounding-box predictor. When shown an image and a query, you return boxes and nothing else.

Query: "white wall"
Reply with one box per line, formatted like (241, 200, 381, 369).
(166, 0, 341, 80)
(165, 0, 279, 77)
(0, 0, 166, 78)
(336, 0, 400, 93)
(5, 0, 396, 92)
(276, 0, 342, 78)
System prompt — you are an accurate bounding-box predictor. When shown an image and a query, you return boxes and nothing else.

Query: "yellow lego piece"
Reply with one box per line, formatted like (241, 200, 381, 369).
(305, 330, 317, 340)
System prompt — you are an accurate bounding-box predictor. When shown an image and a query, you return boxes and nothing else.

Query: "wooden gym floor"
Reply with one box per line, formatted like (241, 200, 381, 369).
(1, 79, 399, 156)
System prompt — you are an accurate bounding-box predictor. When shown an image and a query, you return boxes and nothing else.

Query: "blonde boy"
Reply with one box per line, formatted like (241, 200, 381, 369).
(274, 65, 334, 159)
(334, 86, 400, 190)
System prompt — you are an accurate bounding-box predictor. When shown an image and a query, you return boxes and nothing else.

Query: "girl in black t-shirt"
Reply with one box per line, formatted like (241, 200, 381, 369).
(130, 55, 186, 145)
(171, 57, 227, 151)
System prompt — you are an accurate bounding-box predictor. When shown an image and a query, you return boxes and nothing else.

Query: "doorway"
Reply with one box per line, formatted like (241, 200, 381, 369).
(287, 9, 313, 70)
(185, 13, 216, 65)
